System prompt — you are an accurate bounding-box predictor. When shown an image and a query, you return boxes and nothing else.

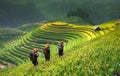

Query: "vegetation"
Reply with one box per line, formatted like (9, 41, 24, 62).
(67, 8, 91, 24)
(0, 28, 25, 49)
(0, 20, 119, 75)
(17, 23, 42, 32)
(0, 0, 120, 27)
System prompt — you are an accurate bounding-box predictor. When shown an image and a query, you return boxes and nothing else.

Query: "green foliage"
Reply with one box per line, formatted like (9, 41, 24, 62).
(0, 0, 120, 27)
(67, 8, 92, 24)
(0, 21, 118, 76)
(0, 28, 25, 49)
(17, 23, 41, 32)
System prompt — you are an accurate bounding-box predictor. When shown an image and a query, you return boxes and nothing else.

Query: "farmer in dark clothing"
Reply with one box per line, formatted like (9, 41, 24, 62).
(29, 48, 39, 66)
(58, 41, 64, 56)
(43, 43, 50, 61)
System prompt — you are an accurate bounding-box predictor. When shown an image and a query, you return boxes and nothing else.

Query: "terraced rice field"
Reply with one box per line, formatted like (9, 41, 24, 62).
(0, 21, 118, 76)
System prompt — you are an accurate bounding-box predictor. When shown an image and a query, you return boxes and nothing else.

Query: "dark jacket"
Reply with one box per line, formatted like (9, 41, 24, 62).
(30, 52, 38, 62)
(58, 44, 64, 50)
(43, 47, 50, 55)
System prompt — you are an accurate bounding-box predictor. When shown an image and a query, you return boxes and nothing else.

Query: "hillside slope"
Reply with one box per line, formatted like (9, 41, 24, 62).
(0, 28, 25, 49)
(0, 0, 120, 27)
(0, 21, 119, 75)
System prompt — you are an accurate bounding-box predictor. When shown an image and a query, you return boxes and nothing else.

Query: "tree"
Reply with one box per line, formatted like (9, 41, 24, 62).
(67, 8, 93, 24)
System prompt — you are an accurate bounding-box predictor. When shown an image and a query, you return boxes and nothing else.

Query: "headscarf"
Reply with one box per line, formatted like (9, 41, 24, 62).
(60, 41, 64, 45)
(32, 48, 38, 53)
(45, 43, 49, 49)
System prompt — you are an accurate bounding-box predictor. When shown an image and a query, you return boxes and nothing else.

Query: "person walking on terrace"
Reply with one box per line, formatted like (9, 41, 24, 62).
(29, 48, 39, 66)
(43, 43, 50, 61)
(58, 41, 64, 57)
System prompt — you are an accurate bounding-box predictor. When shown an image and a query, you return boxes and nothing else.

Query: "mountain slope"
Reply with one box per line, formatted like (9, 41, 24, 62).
(0, 28, 25, 49)
(0, 0, 120, 27)
(0, 20, 118, 75)
(0, 21, 119, 76)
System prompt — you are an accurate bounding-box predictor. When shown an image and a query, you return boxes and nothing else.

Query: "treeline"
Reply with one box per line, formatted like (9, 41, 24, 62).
(67, 8, 93, 24)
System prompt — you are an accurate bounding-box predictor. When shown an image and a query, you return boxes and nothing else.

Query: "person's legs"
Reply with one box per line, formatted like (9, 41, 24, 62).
(48, 55, 50, 61)
(59, 49, 63, 56)
(59, 50, 60, 56)
(45, 55, 47, 61)
(46, 55, 50, 61)
(61, 49, 63, 56)
(32, 61, 38, 66)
